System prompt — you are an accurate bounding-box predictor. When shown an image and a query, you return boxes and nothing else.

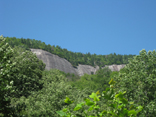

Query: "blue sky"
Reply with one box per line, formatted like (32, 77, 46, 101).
(1, 0, 156, 55)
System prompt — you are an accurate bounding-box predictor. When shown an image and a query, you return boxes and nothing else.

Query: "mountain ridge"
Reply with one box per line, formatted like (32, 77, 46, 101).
(31, 49, 126, 76)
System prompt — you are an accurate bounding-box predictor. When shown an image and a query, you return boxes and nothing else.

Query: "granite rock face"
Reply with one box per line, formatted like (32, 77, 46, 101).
(31, 49, 78, 75)
(104, 64, 126, 72)
(31, 49, 126, 76)
(75, 64, 126, 76)
(75, 65, 99, 76)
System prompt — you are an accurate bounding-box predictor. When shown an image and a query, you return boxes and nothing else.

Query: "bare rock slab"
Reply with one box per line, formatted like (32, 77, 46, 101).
(31, 49, 78, 75)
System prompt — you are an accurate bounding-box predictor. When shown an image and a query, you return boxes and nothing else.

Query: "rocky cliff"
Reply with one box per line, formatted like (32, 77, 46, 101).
(75, 65, 99, 76)
(104, 64, 126, 72)
(31, 49, 78, 75)
(31, 49, 126, 76)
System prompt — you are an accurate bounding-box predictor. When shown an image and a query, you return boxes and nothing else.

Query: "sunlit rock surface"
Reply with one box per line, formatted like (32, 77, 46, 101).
(75, 64, 126, 76)
(31, 49, 126, 76)
(75, 65, 99, 76)
(31, 49, 78, 75)
(104, 64, 126, 72)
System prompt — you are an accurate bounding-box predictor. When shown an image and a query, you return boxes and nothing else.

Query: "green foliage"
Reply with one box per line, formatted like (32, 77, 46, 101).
(11, 69, 93, 116)
(95, 67, 112, 78)
(114, 49, 156, 116)
(110, 71, 119, 80)
(0, 37, 45, 116)
(0, 35, 16, 116)
(9, 46, 45, 98)
(64, 72, 80, 82)
(67, 67, 112, 93)
(94, 67, 112, 92)
(67, 74, 99, 91)
(56, 79, 143, 117)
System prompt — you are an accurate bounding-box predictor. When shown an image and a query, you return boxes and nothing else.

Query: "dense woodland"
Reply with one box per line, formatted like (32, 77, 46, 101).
(1, 35, 156, 117)
(5, 36, 135, 67)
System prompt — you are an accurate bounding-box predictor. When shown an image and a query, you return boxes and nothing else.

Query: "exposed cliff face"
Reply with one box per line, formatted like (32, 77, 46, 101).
(75, 65, 99, 76)
(31, 49, 126, 76)
(104, 64, 126, 72)
(31, 49, 78, 75)
(75, 64, 126, 76)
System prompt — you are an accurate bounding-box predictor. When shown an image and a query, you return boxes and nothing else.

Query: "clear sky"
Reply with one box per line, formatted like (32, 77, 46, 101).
(1, 0, 156, 55)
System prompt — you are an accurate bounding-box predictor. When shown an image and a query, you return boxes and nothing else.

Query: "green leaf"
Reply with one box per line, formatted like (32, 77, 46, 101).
(129, 102, 134, 104)
(100, 110, 107, 115)
(89, 92, 100, 101)
(85, 98, 95, 106)
(56, 110, 67, 116)
(128, 110, 137, 116)
(109, 79, 116, 85)
(94, 105, 100, 110)
(88, 106, 94, 111)
(119, 98, 128, 104)
(96, 90, 100, 95)
(64, 97, 74, 104)
(62, 108, 68, 112)
(136, 106, 143, 113)
(74, 102, 84, 111)
(115, 92, 124, 98)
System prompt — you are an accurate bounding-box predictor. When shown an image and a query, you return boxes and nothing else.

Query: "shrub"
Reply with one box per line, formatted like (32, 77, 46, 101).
(11, 69, 94, 116)
(0, 35, 16, 116)
(114, 49, 156, 116)
(56, 79, 143, 117)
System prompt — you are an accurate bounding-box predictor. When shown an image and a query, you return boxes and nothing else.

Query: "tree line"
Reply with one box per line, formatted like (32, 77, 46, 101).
(5, 36, 135, 68)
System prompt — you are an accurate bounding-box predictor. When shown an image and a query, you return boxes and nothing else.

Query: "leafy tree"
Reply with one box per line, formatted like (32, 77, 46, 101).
(57, 79, 143, 117)
(9, 46, 46, 98)
(95, 67, 112, 78)
(0, 35, 16, 116)
(67, 67, 112, 94)
(0, 42, 45, 116)
(110, 71, 119, 79)
(114, 49, 156, 116)
(12, 69, 93, 117)
(93, 67, 112, 92)
(68, 73, 99, 92)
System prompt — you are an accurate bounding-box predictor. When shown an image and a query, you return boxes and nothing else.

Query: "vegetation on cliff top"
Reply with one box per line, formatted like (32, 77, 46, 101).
(5, 36, 135, 68)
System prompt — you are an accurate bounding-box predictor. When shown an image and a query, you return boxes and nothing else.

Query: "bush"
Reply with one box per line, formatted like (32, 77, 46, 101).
(11, 69, 94, 116)
(114, 49, 156, 116)
(9, 46, 45, 98)
(56, 79, 143, 117)
(0, 35, 16, 116)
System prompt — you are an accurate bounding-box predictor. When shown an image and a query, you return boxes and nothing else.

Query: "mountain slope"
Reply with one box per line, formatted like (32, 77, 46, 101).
(31, 49, 126, 76)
